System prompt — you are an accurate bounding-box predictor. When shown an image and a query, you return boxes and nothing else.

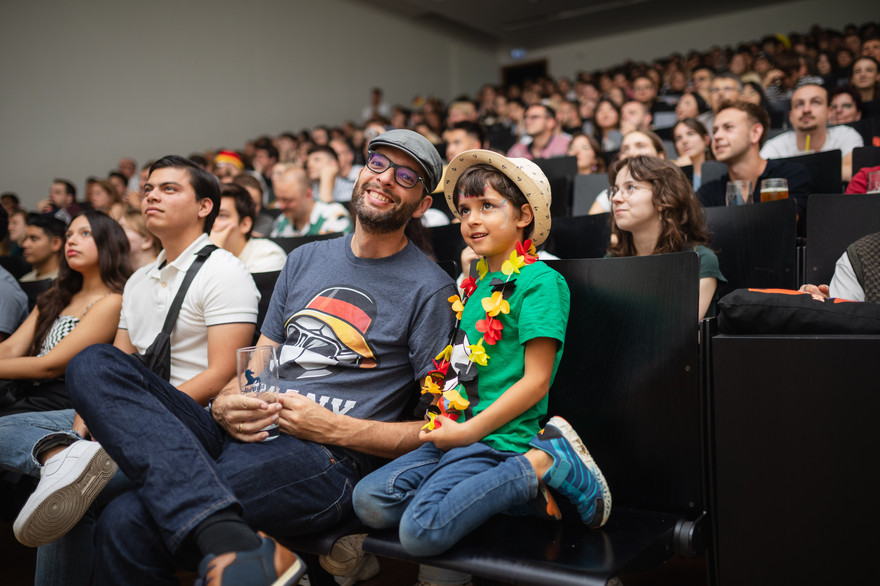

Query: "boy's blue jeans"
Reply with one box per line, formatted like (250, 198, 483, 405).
(58, 344, 361, 586)
(353, 440, 539, 557)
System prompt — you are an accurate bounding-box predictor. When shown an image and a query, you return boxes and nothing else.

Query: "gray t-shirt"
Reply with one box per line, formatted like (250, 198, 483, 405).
(0, 266, 28, 336)
(262, 234, 456, 434)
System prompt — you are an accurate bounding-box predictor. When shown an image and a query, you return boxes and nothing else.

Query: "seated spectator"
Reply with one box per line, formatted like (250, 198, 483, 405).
(118, 208, 162, 270)
(620, 100, 653, 134)
(801, 231, 880, 302)
(760, 83, 863, 181)
(213, 149, 245, 183)
(0, 211, 130, 415)
(850, 56, 880, 117)
(829, 86, 863, 124)
(593, 97, 623, 152)
(673, 118, 713, 190)
(590, 128, 668, 214)
(763, 51, 824, 105)
(698, 73, 743, 137)
(231, 173, 274, 238)
(2, 192, 22, 215)
(210, 184, 287, 273)
(269, 163, 351, 237)
(557, 99, 584, 135)
(698, 101, 811, 222)
(432, 121, 486, 196)
(567, 132, 605, 175)
(0, 265, 27, 344)
(20, 215, 66, 283)
(845, 165, 880, 194)
(86, 179, 125, 222)
(675, 92, 709, 122)
(307, 145, 355, 203)
(632, 74, 674, 119)
(607, 155, 725, 319)
(691, 66, 715, 105)
(507, 104, 571, 160)
(7, 209, 28, 257)
(36, 179, 82, 226)
(740, 81, 772, 114)
(329, 137, 363, 182)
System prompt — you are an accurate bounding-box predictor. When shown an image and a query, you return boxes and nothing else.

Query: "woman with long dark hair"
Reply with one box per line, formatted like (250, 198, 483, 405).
(672, 118, 713, 190)
(607, 155, 725, 319)
(0, 211, 131, 414)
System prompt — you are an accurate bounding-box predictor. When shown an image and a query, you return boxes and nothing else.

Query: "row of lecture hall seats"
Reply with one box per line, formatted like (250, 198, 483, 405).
(266, 189, 880, 585)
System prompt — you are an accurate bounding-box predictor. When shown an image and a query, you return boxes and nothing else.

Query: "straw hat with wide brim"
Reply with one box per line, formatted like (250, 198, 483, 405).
(443, 150, 552, 246)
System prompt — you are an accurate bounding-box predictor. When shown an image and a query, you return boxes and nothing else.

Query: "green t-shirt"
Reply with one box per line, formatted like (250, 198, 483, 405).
(455, 261, 570, 453)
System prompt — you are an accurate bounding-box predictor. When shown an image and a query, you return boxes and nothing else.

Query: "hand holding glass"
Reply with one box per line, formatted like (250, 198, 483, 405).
(236, 345, 280, 440)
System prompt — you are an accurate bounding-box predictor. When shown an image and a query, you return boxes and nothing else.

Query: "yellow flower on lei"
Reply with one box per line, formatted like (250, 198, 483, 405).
(442, 388, 470, 411)
(435, 345, 453, 363)
(476, 257, 489, 280)
(448, 295, 465, 320)
(421, 377, 441, 396)
(501, 250, 526, 276)
(481, 291, 510, 318)
(421, 410, 440, 431)
(468, 338, 489, 366)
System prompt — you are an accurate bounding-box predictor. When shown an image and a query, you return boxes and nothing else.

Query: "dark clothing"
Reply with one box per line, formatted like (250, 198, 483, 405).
(696, 158, 812, 235)
(847, 232, 880, 304)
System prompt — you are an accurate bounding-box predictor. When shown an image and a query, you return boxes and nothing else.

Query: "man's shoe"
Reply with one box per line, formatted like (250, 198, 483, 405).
(529, 416, 611, 528)
(14, 440, 117, 547)
(199, 532, 306, 586)
(319, 533, 380, 586)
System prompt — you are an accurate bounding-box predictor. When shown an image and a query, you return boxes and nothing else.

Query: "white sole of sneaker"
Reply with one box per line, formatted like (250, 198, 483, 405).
(546, 416, 612, 527)
(14, 447, 117, 547)
(273, 556, 306, 586)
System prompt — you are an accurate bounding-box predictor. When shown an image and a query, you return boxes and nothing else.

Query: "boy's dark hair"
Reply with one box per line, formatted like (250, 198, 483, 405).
(149, 155, 221, 234)
(453, 164, 534, 241)
(307, 144, 339, 162)
(53, 179, 77, 200)
(27, 213, 67, 240)
(220, 183, 256, 240)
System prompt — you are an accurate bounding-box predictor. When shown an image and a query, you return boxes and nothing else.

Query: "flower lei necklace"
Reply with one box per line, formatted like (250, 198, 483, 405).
(421, 240, 538, 430)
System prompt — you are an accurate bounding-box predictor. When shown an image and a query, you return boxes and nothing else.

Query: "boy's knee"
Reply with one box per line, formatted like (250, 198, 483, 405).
(398, 513, 450, 557)
(352, 480, 394, 529)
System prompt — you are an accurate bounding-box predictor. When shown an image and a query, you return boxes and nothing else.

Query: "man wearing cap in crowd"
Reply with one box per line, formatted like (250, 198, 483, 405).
(23, 129, 458, 585)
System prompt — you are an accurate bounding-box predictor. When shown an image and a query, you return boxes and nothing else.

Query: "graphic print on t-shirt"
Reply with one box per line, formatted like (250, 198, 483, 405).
(279, 286, 379, 380)
(444, 328, 481, 418)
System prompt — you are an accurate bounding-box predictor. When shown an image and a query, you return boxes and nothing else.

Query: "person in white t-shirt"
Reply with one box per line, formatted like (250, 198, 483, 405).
(210, 184, 286, 273)
(760, 83, 864, 181)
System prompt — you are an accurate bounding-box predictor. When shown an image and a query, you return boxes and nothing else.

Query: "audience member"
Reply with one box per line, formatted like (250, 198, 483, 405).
(850, 56, 880, 117)
(253, 144, 279, 201)
(675, 92, 709, 121)
(5, 155, 260, 585)
(698, 73, 743, 135)
(329, 137, 363, 182)
(86, 179, 125, 222)
(37, 180, 82, 226)
(845, 165, 880, 194)
(7, 209, 28, 257)
(269, 164, 351, 237)
(0, 266, 27, 344)
(210, 184, 286, 273)
(362, 87, 392, 122)
(213, 150, 245, 182)
(593, 97, 623, 152)
(620, 101, 653, 134)
(589, 129, 668, 214)
(608, 155, 725, 319)
(801, 231, 880, 302)
(14, 130, 450, 586)
(673, 118, 713, 190)
(760, 83, 863, 181)
(829, 86, 863, 124)
(20, 215, 66, 283)
(0, 211, 130, 415)
(1, 192, 21, 215)
(118, 208, 161, 270)
(507, 104, 571, 160)
(231, 173, 274, 237)
(567, 132, 605, 175)
(307, 145, 355, 204)
(699, 101, 811, 221)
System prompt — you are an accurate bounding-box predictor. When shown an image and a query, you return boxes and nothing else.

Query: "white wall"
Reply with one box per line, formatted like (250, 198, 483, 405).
(0, 0, 496, 207)
(501, 0, 874, 76)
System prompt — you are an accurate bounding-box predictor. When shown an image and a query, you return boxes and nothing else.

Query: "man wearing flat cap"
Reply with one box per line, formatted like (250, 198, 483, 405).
(26, 130, 457, 585)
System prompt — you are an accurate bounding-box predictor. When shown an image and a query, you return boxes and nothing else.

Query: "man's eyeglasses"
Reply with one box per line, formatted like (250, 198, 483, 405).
(366, 151, 424, 190)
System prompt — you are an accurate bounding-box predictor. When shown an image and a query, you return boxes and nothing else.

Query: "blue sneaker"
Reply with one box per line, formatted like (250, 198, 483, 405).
(529, 416, 611, 528)
(198, 532, 306, 586)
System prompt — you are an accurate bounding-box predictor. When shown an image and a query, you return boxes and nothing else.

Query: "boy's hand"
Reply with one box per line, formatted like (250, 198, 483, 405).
(419, 415, 479, 450)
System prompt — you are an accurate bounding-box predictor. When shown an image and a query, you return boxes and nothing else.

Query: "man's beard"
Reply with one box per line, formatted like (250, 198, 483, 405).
(351, 180, 421, 234)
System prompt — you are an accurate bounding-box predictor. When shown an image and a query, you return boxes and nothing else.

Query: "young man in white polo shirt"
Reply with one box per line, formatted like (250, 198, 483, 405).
(4, 155, 263, 585)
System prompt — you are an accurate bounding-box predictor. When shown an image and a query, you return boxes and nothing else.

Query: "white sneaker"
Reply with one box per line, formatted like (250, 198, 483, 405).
(13, 440, 117, 547)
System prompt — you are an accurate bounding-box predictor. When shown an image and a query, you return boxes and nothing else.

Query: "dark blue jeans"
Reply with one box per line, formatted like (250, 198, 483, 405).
(67, 344, 360, 586)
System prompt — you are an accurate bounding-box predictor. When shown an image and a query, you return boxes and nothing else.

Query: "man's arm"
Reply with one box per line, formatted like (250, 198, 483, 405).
(178, 322, 254, 406)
